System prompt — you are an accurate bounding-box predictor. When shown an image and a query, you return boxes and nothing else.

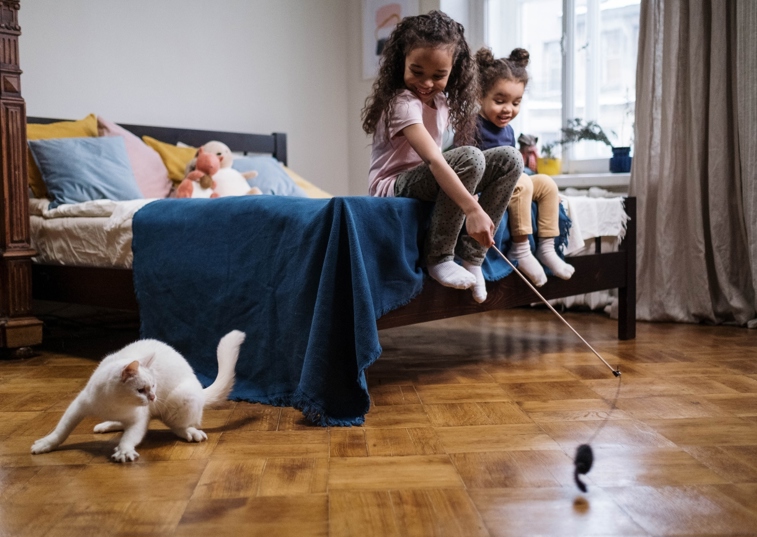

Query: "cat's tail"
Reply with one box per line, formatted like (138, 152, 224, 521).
(203, 330, 245, 407)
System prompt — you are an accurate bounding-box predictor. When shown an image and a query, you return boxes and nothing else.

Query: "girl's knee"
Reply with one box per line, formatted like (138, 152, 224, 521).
(459, 146, 485, 169)
(452, 146, 485, 188)
(532, 173, 558, 195)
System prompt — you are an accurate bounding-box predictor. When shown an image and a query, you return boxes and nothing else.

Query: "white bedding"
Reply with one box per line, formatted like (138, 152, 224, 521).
(29, 193, 629, 314)
(29, 198, 156, 268)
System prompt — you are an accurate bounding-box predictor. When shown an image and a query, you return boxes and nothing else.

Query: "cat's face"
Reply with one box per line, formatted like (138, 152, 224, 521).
(120, 361, 157, 406)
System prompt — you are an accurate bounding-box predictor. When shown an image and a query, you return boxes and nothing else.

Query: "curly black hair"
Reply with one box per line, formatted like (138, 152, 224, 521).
(361, 10, 479, 146)
(475, 47, 530, 98)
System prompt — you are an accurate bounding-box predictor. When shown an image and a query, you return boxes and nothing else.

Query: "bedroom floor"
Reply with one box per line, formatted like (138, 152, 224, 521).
(1, 307, 756, 536)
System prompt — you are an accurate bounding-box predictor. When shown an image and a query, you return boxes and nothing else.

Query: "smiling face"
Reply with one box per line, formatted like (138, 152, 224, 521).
(404, 45, 454, 106)
(480, 78, 525, 128)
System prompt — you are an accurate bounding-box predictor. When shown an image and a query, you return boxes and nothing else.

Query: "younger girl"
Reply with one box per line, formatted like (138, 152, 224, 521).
(475, 47, 574, 286)
(362, 11, 523, 303)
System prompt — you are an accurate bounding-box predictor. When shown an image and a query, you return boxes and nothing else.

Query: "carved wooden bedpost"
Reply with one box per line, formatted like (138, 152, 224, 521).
(0, 1, 42, 354)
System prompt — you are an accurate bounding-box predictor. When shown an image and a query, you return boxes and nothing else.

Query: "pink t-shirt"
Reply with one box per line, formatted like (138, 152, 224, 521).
(368, 89, 450, 197)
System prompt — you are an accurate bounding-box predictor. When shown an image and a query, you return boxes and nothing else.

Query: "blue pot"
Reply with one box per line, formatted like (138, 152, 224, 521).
(610, 146, 632, 173)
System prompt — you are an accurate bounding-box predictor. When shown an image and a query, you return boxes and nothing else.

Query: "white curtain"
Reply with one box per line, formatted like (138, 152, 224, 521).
(630, 0, 757, 326)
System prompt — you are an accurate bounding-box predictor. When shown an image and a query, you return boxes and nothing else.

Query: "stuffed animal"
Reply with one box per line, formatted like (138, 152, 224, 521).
(176, 148, 220, 198)
(517, 133, 540, 174)
(177, 141, 261, 198)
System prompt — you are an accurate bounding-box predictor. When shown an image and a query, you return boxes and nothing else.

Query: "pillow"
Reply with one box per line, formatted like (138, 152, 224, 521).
(282, 165, 332, 198)
(29, 137, 143, 209)
(232, 156, 308, 197)
(141, 136, 197, 183)
(97, 117, 172, 199)
(26, 113, 99, 198)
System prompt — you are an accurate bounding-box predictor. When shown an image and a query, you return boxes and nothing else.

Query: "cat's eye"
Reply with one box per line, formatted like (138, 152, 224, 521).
(137, 388, 146, 393)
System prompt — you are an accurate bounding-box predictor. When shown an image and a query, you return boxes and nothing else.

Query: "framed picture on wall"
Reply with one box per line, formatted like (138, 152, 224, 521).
(362, 0, 419, 79)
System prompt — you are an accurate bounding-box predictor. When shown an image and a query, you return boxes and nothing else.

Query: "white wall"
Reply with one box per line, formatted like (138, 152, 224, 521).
(19, 0, 351, 196)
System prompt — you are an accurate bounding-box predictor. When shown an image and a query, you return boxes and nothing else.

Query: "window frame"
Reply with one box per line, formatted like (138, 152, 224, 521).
(481, 0, 636, 175)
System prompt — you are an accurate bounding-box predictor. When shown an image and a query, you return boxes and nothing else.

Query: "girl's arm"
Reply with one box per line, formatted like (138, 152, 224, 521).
(402, 123, 494, 247)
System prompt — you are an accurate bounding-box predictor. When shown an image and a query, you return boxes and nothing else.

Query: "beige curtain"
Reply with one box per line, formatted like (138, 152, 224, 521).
(630, 0, 757, 326)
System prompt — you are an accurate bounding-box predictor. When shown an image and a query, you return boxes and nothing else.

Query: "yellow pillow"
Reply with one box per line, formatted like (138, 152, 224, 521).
(26, 113, 99, 198)
(283, 165, 332, 198)
(142, 136, 197, 183)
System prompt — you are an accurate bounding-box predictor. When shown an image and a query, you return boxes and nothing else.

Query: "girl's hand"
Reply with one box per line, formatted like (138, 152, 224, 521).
(465, 206, 495, 248)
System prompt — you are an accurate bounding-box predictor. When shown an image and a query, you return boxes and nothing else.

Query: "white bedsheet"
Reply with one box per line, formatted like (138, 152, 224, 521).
(30, 198, 156, 268)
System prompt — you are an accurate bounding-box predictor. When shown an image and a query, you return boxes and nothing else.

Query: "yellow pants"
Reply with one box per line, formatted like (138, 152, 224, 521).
(508, 173, 560, 238)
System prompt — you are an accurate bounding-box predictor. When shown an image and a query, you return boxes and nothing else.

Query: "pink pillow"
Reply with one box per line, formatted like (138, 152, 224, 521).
(97, 116, 172, 199)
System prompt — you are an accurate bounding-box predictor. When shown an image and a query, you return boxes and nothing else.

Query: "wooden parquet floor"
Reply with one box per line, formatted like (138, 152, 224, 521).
(1, 306, 757, 536)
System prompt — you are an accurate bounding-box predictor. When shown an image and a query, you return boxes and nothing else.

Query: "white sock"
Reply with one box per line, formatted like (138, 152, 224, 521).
(537, 239, 575, 280)
(428, 260, 476, 289)
(462, 261, 487, 303)
(507, 240, 547, 287)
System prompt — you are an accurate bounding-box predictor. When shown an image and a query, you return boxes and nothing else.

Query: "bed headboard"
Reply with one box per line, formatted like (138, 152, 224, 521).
(26, 117, 288, 165)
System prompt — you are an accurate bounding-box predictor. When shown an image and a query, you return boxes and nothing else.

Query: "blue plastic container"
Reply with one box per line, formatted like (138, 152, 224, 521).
(610, 146, 632, 173)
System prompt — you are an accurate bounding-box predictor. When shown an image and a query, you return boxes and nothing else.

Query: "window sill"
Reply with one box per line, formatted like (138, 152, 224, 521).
(552, 172, 630, 190)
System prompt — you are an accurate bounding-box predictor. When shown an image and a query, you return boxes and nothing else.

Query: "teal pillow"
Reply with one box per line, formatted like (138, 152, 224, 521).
(29, 136, 143, 209)
(232, 156, 307, 197)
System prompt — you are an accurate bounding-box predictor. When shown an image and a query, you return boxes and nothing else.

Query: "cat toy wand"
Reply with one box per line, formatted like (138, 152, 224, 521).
(490, 244, 621, 492)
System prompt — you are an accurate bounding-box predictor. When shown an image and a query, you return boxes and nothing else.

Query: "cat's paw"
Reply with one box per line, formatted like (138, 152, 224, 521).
(31, 435, 59, 454)
(111, 446, 139, 463)
(182, 427, 208, 443)
(94, 421, 123, 434)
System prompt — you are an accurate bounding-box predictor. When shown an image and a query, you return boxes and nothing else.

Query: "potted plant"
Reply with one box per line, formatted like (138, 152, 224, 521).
(537, 141, 561, 176)
(536, 118, 632, 175)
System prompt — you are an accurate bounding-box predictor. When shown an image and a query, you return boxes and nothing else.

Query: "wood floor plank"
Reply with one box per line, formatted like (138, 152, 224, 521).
(361, 403, 430, 428)
(436, 424, 559, 453)
(258, 457, 328, 496)
(365, 427, 445, 456)
(469, 487, 649, 536)
(450, 450, 574, 489)
(329, 427, 367, 457)
(414, 383, 512, 404)
(585, 447, 729, 487)
(389, 489, 490, 536)
(329, 491, 401, 537)
(328, 455, 463, 490)
(191, 459, 266, 500)
(424, 402, 533, 427)
(644, 417, 757, 446)
(605, 485, 757, 536)
(369, 384, 422, 406)
(10, 460, 207, 504)
(210, 430, 330, 459)
(178, 495, 328, 537)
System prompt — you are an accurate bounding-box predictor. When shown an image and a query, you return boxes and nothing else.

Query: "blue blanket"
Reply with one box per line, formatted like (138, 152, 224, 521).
(132, 196, 569, 426)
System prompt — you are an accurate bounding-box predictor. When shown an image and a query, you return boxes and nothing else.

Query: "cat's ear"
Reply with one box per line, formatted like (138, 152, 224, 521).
(121, 360, 140, 382)
(143, 353, 156, 369)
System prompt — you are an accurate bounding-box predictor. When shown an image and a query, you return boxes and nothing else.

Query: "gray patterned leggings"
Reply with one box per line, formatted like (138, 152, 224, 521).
(394, 145, 523, 265)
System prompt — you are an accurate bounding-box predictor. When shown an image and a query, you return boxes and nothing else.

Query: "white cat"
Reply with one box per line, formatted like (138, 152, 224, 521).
(31, 330, 245, 463)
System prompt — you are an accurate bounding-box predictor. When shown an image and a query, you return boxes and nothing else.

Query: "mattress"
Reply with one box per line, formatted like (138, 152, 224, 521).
(29, 198, 156, 268)
(29, 193, 629, 315)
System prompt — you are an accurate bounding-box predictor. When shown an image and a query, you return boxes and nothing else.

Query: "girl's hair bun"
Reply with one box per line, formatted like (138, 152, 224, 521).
(508, 48, 530, 68)
(475, 47, 497, 68)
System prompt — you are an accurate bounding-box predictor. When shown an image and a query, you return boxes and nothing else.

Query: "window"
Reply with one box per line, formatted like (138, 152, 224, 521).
(485, 0, 640, 173)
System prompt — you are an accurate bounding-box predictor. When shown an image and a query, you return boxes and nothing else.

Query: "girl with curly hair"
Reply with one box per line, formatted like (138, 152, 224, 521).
(362, 11, 522, 303)
(475, 47, 574, 286)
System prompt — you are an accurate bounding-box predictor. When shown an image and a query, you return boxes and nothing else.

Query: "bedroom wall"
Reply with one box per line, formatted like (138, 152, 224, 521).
(18, 0, 351, 196)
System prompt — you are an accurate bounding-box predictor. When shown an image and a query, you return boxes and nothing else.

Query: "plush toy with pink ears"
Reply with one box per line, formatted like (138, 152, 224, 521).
(175, 142, 261, 198)
(175, 147, 220, 198)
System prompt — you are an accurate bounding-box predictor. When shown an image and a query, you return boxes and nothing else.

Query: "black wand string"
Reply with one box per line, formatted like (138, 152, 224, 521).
(490, 245, 622, 492)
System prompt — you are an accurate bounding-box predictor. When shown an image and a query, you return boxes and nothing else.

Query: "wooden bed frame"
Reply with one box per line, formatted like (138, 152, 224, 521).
(0, 4, 635, 356)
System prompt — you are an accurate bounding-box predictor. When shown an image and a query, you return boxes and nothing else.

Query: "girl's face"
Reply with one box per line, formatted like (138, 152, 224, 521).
(480, 79, 525, 128)
(404, 46, 454, 106)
